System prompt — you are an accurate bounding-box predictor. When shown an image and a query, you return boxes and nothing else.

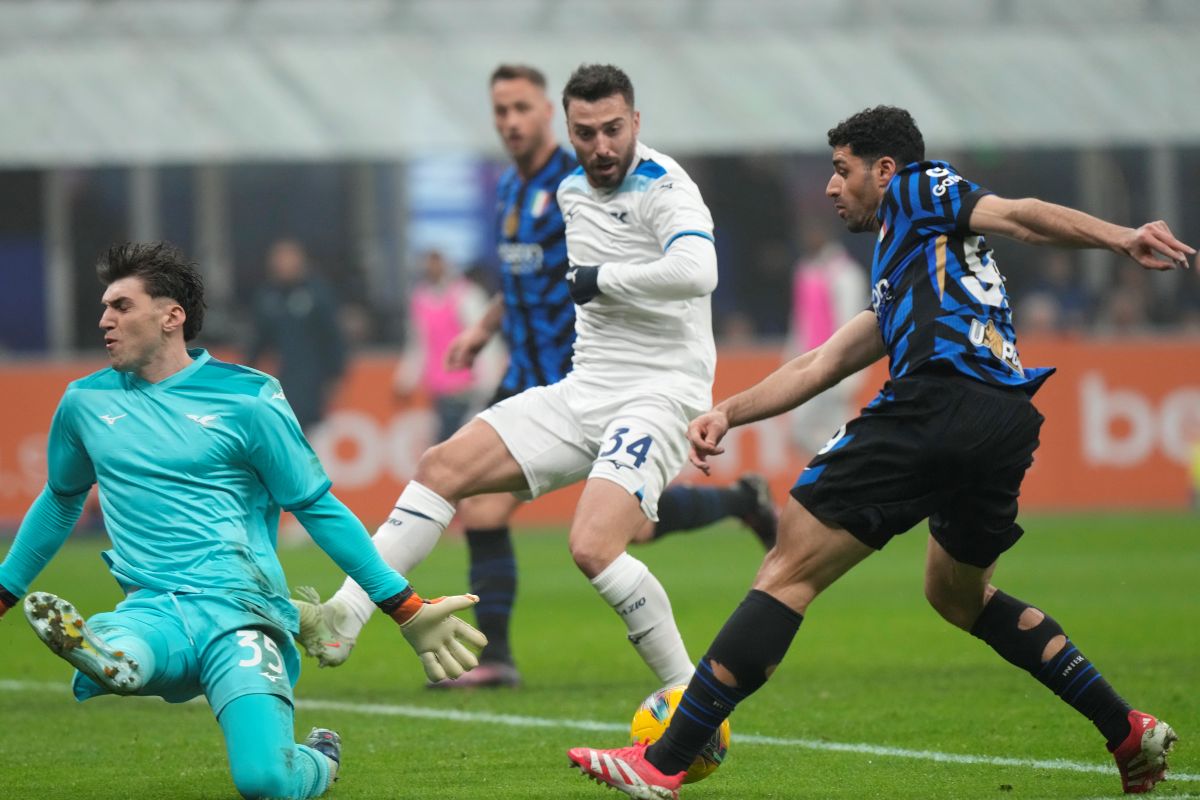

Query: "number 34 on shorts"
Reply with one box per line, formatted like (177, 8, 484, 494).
(599, 424, 654, 470)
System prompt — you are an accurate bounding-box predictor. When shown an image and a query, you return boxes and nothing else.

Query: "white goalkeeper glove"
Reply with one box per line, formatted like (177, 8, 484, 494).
(380, 590, 488, 683)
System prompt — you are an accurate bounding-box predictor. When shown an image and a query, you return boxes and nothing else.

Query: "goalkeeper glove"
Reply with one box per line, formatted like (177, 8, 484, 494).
(378, 588, 488, 683)
(566, 263, 602, 305)
(0, 585, 17, 620)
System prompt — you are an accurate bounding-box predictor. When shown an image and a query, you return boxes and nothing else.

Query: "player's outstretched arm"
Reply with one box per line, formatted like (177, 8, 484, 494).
(689, 310, 883, 473)
(969, 195, 1195, 270)
(0, 485, 89, 615)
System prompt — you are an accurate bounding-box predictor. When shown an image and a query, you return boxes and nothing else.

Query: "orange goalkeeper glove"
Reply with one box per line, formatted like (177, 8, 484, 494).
(378, 588, 488, 683)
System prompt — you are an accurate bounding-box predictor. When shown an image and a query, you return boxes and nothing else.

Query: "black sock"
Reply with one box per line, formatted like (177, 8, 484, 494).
(970, 590, 1131, 748)
(647, 590, 802, 775)
(654, 485, 753, 538)
(465, 527, 516, 665)
(1036, 642, 1132, 748)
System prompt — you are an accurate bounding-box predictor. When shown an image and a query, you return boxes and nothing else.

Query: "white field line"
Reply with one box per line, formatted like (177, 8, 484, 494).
(2, 679, 1194, 782)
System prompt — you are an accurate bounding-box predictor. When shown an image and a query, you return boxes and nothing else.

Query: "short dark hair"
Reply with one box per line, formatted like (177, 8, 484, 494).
(827, 106, 925, 167)
(490, 64, 547, 89)
(97, 241, 206, 341)
(562, 64, 634, 113)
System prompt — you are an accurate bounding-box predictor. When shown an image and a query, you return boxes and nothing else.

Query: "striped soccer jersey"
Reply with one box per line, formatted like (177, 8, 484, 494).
(495, 146, 578, 393)
(871, 160, 1053, 393)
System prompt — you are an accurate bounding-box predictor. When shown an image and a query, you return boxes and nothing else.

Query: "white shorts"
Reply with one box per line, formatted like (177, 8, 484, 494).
(476, 377, 693, 520)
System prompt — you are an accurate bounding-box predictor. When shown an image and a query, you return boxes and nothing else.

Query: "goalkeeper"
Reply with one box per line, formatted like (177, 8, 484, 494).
(0, 241, 485, 800)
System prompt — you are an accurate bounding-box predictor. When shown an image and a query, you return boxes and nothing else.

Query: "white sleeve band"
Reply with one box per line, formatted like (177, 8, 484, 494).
(596, 234, 717, 302)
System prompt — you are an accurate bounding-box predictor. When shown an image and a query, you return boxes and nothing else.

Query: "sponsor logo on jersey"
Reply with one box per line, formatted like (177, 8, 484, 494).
(98, 413, 127, 426)
(926, 166, 965, 197)
(969, 319, 1024, 376)
(503, 206, 519, 239)
(497, 242, 545, 275)
(607, 210, 629, 224)
(871, 278, 893, 317)
(186, 413, 221, 428)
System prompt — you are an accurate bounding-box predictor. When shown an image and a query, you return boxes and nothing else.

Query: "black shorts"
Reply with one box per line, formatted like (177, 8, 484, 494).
(789, 372, 1044, 568)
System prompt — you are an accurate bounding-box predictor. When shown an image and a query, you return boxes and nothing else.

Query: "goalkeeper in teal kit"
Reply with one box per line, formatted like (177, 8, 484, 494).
(0, 242, 486, 799)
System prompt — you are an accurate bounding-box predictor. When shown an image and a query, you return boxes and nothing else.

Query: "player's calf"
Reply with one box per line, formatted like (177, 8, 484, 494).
(23, 592, 143, 693)
(970, 590, 1143, 754)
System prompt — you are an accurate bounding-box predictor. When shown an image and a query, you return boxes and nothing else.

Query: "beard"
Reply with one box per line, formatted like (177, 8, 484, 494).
(585, 146, 634, 189)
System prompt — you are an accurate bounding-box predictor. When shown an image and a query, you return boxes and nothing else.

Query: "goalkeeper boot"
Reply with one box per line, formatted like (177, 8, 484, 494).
(568, 742, 686, 800)
(293, 586, 357, 668)
(1109, 710, 1177, 794)
(23, 592, 143, 694)
(305, 727, 342, 787)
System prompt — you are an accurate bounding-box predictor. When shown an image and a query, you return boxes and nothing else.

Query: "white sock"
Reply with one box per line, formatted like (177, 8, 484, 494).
(591, 553, 694, 686)
(329, 481, 455, 631)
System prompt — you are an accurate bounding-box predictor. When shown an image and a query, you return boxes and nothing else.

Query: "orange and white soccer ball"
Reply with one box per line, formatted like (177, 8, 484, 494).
(629, 684, 730, 783)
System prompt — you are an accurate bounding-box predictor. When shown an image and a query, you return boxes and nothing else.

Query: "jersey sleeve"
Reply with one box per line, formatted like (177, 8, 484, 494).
(896, 164, 993, 236)
(46, 389, 95, 497)
(246, 379, 332, 510)
(641, 173, 715, 254)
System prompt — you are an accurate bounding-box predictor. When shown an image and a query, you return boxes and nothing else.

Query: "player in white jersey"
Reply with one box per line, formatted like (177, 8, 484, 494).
(302, 63, 718, 688)
(558, 139, 715, 411)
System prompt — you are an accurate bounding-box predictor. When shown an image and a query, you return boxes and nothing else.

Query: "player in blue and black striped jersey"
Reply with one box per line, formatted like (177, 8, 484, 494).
(292, 64, 778, 688)
(568, 106, 1193, 797)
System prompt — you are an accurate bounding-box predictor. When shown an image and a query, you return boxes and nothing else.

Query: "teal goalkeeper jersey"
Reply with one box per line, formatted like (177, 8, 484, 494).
(45, 349, 330, 629)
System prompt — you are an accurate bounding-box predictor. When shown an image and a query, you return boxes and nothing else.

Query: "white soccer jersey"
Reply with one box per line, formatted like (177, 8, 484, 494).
(557, 142, 717, 412)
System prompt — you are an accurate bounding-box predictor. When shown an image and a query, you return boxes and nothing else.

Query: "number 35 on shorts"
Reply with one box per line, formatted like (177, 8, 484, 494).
(236, 629, 286, 681)
(599, 424, 654, 470)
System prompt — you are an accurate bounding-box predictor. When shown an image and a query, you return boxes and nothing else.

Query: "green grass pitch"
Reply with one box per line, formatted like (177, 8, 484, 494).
(0, 513, 1196, 799)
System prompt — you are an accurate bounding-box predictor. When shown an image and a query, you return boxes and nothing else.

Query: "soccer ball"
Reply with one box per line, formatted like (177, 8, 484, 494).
(629, 684, 730, 784)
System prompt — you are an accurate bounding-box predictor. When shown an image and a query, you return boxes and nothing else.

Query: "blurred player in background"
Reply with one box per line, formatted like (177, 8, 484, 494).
(785, 217, 868, 454)
(569, 105, 1192, 798)
(246, 239, 347, 435)
(394, 249, 498, 445)
(295, 64, 777, 688)
(0, 242, 484, 800)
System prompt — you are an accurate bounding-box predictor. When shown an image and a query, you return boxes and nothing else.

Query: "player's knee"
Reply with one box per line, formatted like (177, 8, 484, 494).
(752, 549, 821, 614)
(229, 758, 291, 800)
(458, 494, 515, 529)
(413, 443, 466, 499)
(569, 533, 623, 579)
(923, 575, 984, 630)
